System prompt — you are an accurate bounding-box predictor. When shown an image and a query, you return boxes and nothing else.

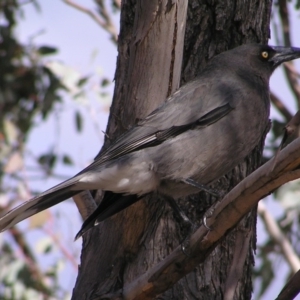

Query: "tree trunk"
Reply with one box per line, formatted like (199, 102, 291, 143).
(72, 0, 272, 299)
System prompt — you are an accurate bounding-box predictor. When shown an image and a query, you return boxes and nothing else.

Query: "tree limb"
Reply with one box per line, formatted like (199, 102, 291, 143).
(62, 0, 118, 44)
(278, 0, 300, 107)
(73, 191, 97, 221)
(276, 268, 300, 300)
(9, 227, 51, 294)
(258, 202, 300, 273)
(270, 92, 293, 121)
(99, 137, 300, 300)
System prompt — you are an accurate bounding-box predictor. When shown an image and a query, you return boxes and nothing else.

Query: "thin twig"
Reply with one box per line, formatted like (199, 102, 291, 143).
(9, 227, 51, 294)
(284, 63, 300, 79)
(112, 0, 121, 10)
(95, 0, 118, 42)
(270, 92, 293, 121)
(258, 202, 300, 273)
(44, 226, 78, 269)
(63, 0, 118, 44)
(278, 0, 300, 107)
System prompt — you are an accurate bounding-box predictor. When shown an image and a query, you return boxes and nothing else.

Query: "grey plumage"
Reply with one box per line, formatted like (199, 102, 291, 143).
(1, 44, 300, 237)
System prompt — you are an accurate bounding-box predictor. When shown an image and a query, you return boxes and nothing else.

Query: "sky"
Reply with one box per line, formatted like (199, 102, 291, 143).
(3, 0, 300, 299)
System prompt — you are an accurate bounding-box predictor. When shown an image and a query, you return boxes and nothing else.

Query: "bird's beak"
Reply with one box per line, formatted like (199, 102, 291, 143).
(270, 46, 300, 67)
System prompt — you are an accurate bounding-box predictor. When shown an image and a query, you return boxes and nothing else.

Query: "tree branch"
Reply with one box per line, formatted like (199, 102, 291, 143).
(9, 227, 51, 294)
(276, 268, 300, 300)
(270, 92, 293, 121)
(44, 226, 78, 269)
(62, 0, 118, 44)
(95, 0, 118, 43)
(73, 191, 97, 221)
(112, 0, 121, 10)
(278, 0, 300, 107)
(258, 202, 300, 273)
(99, 137, 300, 300)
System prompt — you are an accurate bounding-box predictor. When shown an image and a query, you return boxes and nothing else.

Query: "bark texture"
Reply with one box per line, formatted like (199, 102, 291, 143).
(72, 0, 272, 299)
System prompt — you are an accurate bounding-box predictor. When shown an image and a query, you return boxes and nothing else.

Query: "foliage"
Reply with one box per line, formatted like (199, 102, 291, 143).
(0, 0, 116, 297)
(0, 2, 68, 298)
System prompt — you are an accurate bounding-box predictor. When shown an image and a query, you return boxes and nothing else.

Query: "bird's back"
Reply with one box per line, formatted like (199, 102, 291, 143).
(148, 60, 271, 197)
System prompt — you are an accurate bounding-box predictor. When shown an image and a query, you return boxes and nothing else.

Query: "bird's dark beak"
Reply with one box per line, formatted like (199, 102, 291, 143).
(270, 46, 300, 67)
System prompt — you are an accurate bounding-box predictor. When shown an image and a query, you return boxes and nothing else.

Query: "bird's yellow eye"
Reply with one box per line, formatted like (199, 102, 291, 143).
(261, 51, 269, 59)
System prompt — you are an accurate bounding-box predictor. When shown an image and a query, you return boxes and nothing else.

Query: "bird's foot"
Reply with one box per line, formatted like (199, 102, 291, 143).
(202, 206, 215, 230)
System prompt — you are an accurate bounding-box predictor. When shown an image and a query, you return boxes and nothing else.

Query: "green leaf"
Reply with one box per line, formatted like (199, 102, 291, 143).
(36, 237, 53, 254)
(271, 119, 285, 140)
(75, 111, 83, 132)
(62, 154, 73, 165)
(77, 76, 90, 87)
(38, 153, 57, 169)
(101, 78, 110, 87)
(38, 46, 57, 55)
(275, 179, 300, 210)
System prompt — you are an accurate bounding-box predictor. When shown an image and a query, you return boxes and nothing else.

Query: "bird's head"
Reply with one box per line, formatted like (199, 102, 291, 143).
(231, 44, 300, 76)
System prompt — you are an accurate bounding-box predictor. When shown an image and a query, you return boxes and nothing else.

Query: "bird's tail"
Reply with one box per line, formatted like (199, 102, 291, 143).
(0, 182, 81, 232)
(75, 192, 140, 240)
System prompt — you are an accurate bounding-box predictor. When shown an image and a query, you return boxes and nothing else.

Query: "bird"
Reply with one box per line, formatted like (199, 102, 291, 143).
(1, 43, 300, 239)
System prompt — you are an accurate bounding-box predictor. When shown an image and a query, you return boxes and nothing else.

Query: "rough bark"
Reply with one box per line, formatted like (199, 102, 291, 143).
(72, 0, 273, 299)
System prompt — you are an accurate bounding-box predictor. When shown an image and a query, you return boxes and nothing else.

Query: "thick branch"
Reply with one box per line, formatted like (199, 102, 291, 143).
(101, 137, 300, 300)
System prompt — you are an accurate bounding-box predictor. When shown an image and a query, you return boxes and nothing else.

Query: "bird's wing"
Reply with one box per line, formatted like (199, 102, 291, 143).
(75, 192, 140, 240)
(82, 79, 235, 172)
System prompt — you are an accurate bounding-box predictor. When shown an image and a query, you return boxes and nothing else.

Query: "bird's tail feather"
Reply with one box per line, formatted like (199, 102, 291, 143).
(0, 186, 81, 232)
(75, 192, 140, 240)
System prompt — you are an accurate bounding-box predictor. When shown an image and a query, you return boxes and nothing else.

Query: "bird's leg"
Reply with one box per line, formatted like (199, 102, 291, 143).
(181, 178, 221, 197)
(182, 178, 225, 230)
(164, 196, 193, 230)
(164, 196, 197, 256)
